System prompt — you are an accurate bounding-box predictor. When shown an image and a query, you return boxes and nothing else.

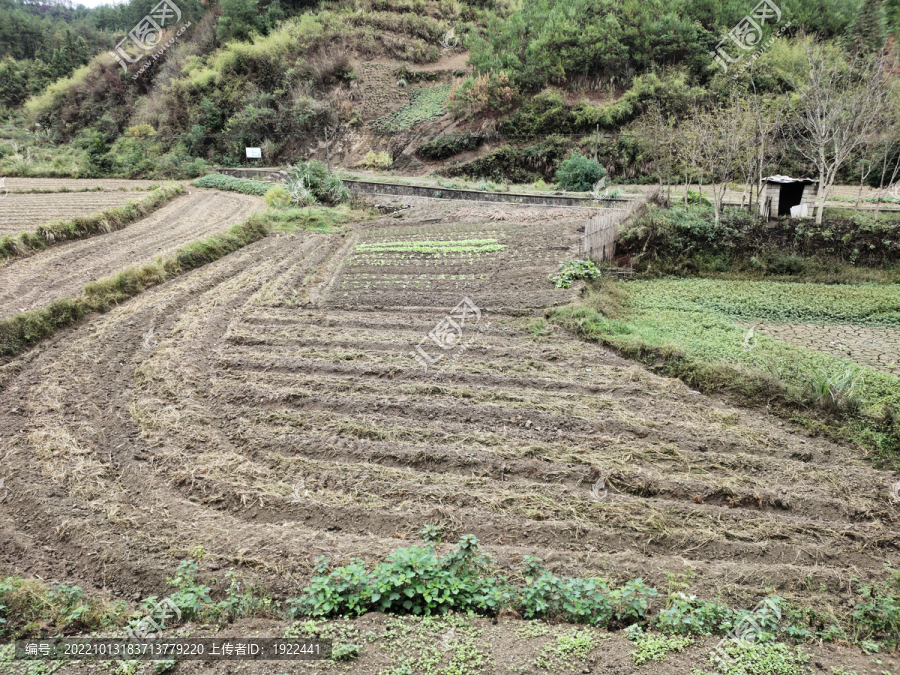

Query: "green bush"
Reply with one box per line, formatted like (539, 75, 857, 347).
(264, 185, 293, 208)
(554, 153, 606, 191)
(416, 133, 483, 160)
(193, 174, 271, 196)
(287, 160, 349, 205)
(548, 260, 603, 288)
(287, 534, 658, 626)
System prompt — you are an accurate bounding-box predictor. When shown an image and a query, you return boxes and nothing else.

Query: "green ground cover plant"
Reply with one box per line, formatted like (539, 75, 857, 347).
(549, 260, 603, 288)
(625, 625, 693, 665)
(287, 533, 658, 626)
(549, 279, 900, 467)
(371, 85, 451, 133)
(192, 174, 271, 196)
(0, 183, 184, 260)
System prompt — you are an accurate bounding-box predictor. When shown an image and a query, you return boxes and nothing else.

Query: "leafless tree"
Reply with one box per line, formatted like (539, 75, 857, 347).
(631, 102, 678, 204)
(791, 44, 896, 224)
(693, 94, 756, 225)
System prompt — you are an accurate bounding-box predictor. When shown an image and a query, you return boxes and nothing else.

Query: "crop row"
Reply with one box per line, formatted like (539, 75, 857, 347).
(354, 238, 506, 255)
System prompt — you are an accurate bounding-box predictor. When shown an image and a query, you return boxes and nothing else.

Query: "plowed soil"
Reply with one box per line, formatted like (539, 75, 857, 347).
(0, 189, 263, 318)
(0, 192, 150, 234)
(3, 178, 174, 191)
(0, 198, 898, 673)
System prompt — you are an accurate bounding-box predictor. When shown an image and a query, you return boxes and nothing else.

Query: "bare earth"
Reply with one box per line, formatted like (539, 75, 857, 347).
(0, 198, 897, 674)
(0, 189, 263, 319)
(0, 192, 149, 234)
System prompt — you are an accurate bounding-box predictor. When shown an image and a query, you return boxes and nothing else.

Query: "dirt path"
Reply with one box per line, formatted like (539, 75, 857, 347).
(0, 200, 896, 635)
(0, 189, 263, 319)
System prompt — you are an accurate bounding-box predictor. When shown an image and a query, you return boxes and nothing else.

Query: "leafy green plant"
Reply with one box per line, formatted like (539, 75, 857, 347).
(555, 153, 606, 192)
(287, 535, 658, 626)
(518, 556, 657, 625)
(192, 174, 271, 196)
(851, 567, 900, 648)
(655, 594, 733, 636)
(332, 643, 361, 660)
(164, 560, 212, 621)
(548, 260, 603, 288)
(625, 625, 693, 665)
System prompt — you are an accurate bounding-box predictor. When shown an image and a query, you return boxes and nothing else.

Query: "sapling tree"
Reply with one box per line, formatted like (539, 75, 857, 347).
(791, 44, 896, 224)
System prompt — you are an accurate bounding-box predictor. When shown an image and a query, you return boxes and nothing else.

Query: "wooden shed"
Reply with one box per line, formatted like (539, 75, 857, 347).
(760, 175, 818, 220)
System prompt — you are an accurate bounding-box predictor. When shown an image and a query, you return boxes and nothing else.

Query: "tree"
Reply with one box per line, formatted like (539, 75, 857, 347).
(845, 0, 886, 55)
(694, 95, 754, 225)
(216, 0, 264, 44)
(791, 44, 895, 224)
(632, 102, 677, 203)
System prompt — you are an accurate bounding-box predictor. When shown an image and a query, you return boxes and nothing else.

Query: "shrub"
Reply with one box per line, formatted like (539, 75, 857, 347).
(548, 260, 603, 288)
(416, 133, 483, 160)
(555, 152, 606, 191)
(355, 151, 393, 170)
(287, 160, 349, 205)
(264, 185, 292, 208)
(193, 174, 271, 196)
(447, 70, 518, 118)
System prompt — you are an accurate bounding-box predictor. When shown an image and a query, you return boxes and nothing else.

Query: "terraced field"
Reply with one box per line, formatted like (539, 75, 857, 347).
(3, 177, 170, 192)
(0, 199, 898, 673)
(0, 189, 262, 318)
(0, 192, 151, 234)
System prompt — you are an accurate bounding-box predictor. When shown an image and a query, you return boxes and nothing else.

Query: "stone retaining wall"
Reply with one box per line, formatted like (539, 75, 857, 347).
(213, 168, 629, 208)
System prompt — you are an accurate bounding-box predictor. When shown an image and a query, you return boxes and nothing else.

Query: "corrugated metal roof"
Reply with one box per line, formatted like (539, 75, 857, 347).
(763, 175, 817, 184)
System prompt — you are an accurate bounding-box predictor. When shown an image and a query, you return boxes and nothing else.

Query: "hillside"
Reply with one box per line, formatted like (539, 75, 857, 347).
(2, 0, 899, 185)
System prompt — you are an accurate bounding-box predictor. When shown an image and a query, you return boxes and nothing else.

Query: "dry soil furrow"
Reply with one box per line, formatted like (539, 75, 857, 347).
(0, 201, 897, 635)
(0, 189, 263, 318)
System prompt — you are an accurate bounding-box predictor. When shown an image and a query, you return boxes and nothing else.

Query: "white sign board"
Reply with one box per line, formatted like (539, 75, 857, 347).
(245, 147, 261, 159)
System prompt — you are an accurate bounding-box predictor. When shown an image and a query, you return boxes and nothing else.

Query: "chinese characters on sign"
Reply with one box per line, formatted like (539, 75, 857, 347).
(109, 0, 190, 80)
(411, 297, 489, 373)
(710, 0, 791, 80)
